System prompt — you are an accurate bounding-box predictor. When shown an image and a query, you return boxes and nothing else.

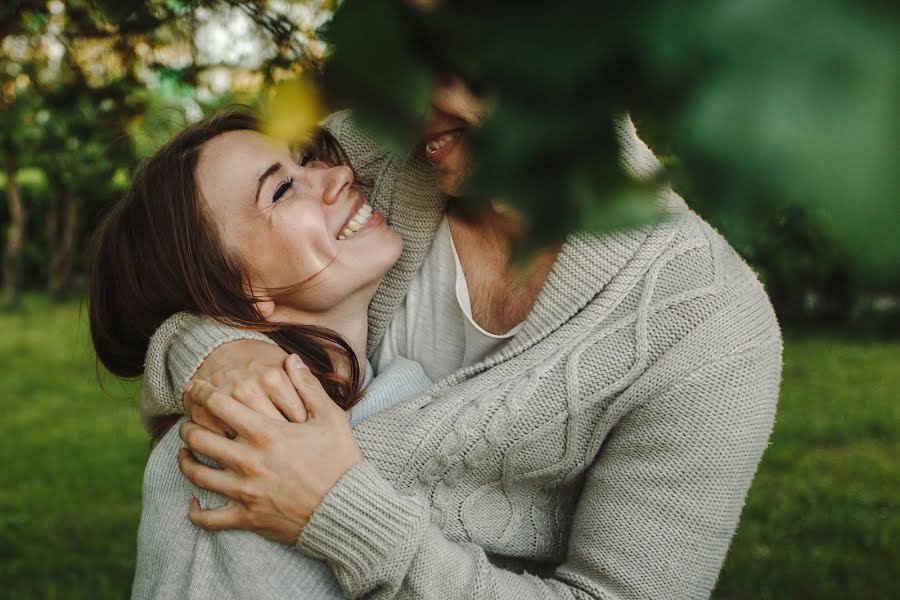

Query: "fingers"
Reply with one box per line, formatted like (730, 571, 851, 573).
(227, 379, 287, 422)
(179, 420, 245, 470)
(284, 354, 338, 419)
(184, 379, 267, 439)
(188, 496, 246, 532)
(257, 367, 308, 423)
(190, 405, 236, 439)
(177, 447, 244, 498)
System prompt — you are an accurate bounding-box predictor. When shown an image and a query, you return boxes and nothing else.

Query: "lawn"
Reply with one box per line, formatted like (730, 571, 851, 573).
(1, 295, 897, 599)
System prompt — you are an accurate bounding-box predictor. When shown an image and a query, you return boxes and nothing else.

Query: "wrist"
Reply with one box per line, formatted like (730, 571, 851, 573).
(294, 461, 428, 588)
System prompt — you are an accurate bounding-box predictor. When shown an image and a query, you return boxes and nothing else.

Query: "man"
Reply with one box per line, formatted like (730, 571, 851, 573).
(141, 76, 781, 599)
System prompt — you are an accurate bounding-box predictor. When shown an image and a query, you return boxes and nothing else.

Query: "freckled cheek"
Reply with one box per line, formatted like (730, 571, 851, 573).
(271, 218, 338, 279)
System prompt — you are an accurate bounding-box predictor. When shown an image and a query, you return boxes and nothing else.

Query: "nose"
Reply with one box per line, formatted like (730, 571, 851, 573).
(314, 164, 354, 206)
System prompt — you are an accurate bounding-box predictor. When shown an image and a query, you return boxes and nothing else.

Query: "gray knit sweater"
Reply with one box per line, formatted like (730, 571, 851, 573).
(138, 112, 782, 599)
(133, 357, 433, 599)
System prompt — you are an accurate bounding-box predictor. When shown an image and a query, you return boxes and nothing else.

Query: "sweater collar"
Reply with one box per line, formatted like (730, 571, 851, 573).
(365, 113, 667, 373)
(365, 149, 447, 356)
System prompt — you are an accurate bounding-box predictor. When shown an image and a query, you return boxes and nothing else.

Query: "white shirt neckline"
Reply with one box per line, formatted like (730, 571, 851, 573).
(448, 219, 523, 340)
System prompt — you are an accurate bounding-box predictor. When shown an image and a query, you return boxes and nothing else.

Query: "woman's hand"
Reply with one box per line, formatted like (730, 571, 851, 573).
(177, 354, 363, 546)
(185, 340, 308, 437)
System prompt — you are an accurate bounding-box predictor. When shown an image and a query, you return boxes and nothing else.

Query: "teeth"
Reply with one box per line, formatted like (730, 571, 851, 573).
(426, 130, 462, 153)
(338, 203, 373, 240)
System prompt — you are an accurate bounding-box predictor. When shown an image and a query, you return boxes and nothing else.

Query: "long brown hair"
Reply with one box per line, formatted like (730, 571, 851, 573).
(89, 110, 363, 441)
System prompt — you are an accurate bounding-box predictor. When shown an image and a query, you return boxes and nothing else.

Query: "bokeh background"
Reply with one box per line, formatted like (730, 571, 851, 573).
(1, 1, 897, 598)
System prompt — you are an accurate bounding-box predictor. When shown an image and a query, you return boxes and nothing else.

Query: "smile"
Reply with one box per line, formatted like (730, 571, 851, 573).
(424, 128, 464, 166)
(337, 203, 373, 240)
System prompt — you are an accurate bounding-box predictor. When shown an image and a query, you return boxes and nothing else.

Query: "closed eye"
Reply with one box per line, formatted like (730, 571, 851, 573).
(273, 177, 293, 202)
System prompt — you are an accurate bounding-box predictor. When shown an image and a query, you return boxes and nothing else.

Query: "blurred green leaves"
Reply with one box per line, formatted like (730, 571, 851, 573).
(322, 0, 899, 279)
(321, 0, 434, 150)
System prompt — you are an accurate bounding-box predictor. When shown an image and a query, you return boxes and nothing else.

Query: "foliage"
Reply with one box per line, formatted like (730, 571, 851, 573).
(320, 0, 899, 282)
(1, 296, 897, 597)
(0, 0, 305, 303)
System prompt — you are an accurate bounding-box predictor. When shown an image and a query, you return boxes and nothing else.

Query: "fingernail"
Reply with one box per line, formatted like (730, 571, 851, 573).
(183, 381, 194, 393)
(287, 354, 307, 370)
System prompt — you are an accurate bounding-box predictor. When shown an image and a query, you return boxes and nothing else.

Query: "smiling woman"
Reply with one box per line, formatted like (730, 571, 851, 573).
(88, 108, 441, 598)
(89, 110, 402, 444)
(194, 126, 400, 320)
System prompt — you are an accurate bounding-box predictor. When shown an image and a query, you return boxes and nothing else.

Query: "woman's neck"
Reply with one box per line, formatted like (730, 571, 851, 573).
(273, 295, 370, 379)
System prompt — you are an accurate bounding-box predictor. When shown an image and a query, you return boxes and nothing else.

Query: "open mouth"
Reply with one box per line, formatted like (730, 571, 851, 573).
(424, 128, 464, 166)
(337, 203, 374, 240)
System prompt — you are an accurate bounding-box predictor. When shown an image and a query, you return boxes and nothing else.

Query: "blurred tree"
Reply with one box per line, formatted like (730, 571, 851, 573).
(1, 0, 202, 302)
(1, 1, 48, 308)
(297, 0, 900, 329)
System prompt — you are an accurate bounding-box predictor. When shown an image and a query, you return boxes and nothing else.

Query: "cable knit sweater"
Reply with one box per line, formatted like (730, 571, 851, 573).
(138, 112, 781, 599)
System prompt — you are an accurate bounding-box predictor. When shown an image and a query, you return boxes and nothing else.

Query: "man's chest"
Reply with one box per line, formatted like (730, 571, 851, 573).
(355, 314, 642, 557)
(449, 215, 558, 334)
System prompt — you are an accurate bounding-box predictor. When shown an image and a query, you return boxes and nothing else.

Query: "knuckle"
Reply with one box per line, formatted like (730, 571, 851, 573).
(208, 370, 229, 387)
(261, 368, 283, 388)
(232, 382, 255, 399)
(293, 369, 319, 390)
(231, 453, 253, 475)
(183, 430, 198, 448)
(237, 483, 259, 507)
(290, 396, 306, 415)
(188, 509, 203, 527)
(188, 467, 207, 488)
(207, 391, 229, 412)
(252, 427, 274, 447)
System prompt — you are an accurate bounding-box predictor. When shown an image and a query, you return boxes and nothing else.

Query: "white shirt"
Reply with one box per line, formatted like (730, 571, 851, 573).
(373, 216, 523, 382)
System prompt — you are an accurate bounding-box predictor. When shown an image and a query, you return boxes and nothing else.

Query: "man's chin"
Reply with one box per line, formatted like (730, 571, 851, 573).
(436, 169, 465, 198)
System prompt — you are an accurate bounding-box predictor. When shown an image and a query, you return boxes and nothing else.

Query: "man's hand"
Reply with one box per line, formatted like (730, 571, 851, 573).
(178, 354, 363, 545)
(187, 340, 307, 436)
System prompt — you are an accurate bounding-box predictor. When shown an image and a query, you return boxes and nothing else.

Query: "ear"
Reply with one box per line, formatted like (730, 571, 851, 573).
(253, 298, 276, 319)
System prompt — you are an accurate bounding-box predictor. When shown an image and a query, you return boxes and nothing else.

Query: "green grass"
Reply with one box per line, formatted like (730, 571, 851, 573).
(1, 295, 897, 599)
(713, 336, 899, 599)
(0, 295, 146, 599)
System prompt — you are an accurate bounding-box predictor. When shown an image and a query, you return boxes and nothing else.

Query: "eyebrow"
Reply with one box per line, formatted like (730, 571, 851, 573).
(255, 162, 281, 204)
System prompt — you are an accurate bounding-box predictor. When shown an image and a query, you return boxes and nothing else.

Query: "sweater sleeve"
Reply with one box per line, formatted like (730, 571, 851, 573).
(140, 312, 276, 429)
(294, 336, 781, 599)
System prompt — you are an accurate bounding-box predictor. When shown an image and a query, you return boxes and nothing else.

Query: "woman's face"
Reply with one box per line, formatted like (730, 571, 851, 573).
(196, 129, 402, 313)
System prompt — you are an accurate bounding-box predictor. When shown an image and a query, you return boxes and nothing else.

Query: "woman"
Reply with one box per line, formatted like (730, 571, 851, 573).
(90, 110, 432, 597)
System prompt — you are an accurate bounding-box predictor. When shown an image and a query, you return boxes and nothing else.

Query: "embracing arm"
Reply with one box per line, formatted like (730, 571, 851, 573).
(140, 312, 288, 430)
(291, 336, 781, 599)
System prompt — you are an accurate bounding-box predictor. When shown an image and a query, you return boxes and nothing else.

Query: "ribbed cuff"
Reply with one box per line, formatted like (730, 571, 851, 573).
(294, 460, 427, 591)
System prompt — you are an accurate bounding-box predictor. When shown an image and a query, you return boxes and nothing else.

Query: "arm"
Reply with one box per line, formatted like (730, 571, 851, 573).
(178, 336, 781, 599)
(292, 339, 780, 599)
(140, 312, 300, 434)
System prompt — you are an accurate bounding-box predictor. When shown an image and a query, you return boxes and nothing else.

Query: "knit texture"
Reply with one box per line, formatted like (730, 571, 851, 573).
(138, 112, 782, 599)
(141, 312, 276, 429)
(132, 358, 433, 599)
